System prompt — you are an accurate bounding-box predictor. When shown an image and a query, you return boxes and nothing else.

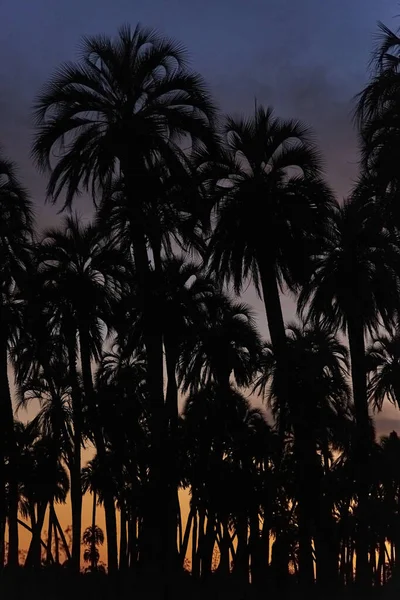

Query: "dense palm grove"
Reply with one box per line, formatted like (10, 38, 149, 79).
(3, 16, 400, 599)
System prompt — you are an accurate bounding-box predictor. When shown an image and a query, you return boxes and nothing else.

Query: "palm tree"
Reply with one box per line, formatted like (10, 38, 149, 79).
(208, 104, 335, 437)
(367, 327, 400, 410)
(298, 195, 400, 587)
(81, 458, 105, 572)
(32, 24, 218, 576)
(15, 421, 69, 569)
(179, 294, 262, 395)
(82, 525, 105, 572)
(377, 431, 400, 573)
(95, 347, 150, 573)
(256, 322, 350, 590)
(0, 152, 33, 568)
(355, 21, 400, 196)
(35, 215, 127, 573)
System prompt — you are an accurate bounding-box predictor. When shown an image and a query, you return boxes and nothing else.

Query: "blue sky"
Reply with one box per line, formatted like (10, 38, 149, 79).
(1, 0, 397, 211)
(2, 0, 400, 431)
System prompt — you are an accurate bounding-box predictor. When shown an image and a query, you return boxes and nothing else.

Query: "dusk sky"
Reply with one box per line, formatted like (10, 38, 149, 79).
(2, 0, 400, 433)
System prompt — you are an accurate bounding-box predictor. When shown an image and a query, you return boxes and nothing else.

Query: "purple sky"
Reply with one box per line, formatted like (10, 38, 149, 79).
(2, 0, 400, 432)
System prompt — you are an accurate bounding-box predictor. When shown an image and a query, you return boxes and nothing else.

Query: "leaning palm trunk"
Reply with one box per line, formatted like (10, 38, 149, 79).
(78, 324, 118, 574)
(50, 505, 71, 562)
(25, 500, 48, 568)
(347, 314, 371, 589)
(258, 257, 289, 443)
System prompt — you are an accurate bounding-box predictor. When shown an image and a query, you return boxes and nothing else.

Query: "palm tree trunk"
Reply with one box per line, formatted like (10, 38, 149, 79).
(51, 506, 71, 562)
(202, 511, 216, 579)
(347, 313, 371, 589)
(46, 507, 53, 564)
(249, 511, 261, 586)
(52, 504, 59, 565)
(25, 500, 48, 568)
(78, 323, 118, 575)
(197, 509, 206, 578)
(128, 507, 137, 570)
(122, 160, 167, 581)
(180, 506, 194, 568)
(217, 520, 230, 577)
(192, 509, 199, 579)
(91, 489, 97, 571)
(0, 327, 19, 568)
(17, 518, 53, 558)
(234, 514, 249, 583)
(165, 340, 180, 575)
(119, 504, 128, 571)
(258, 257, 289, 440)
(66, 336, 82, 574)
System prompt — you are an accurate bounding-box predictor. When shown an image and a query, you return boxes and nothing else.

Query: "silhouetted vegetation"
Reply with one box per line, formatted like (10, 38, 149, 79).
(2, 16, 400, 600)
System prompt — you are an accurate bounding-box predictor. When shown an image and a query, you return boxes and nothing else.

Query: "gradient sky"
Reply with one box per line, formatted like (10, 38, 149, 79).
(2, 0, 400, 438)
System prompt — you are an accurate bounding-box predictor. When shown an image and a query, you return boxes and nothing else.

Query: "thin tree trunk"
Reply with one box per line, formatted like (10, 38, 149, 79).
(66, 336, 82, 574)
(217, 520, 230, 577)
(165, 340, 180, 577)
(347, 314, 371, 590)
(234, 514, 249, 583)
(258, 257, 289, 442)
(180, 506, 194, 568)
(46, 507, 53, 564)
(0, 329, 19, 569)
(53, 506, 60, 565)
(51, 506, 71, 562)
(119, 504, 128, 571)
(249, 511, 261, 586)
(25, 501, 48, 568)
(192, 510, 199, 579)
(128, 507, 137, 570)
(202, 511, 216, 579)
(91, 489, 97, 571)
(197, 508, 205, 579)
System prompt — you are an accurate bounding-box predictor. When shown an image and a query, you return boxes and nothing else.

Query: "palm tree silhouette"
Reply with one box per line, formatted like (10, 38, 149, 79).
(34, 215, 127, 573)
(299, 195, 400, 587)
(356, 21, 400, 195)
(367, 327, 400, 410)
(32, 24, 218, 579)
(256, 322, 350, 590)
(0, 152, 33, 568)
(209, 104, 335, 439)
(15, 421, 69, 568)
(82, 525, 104, 572)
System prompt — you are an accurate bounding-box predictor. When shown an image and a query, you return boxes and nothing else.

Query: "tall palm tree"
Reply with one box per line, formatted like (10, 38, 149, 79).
(355, 21, 400, 196)
(0, 152, 33, 568)
(35, 215, 127, 573)
(298, 196, 400, 587)
(208, 104, 335, 436)
(32, 24, 218, 576)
